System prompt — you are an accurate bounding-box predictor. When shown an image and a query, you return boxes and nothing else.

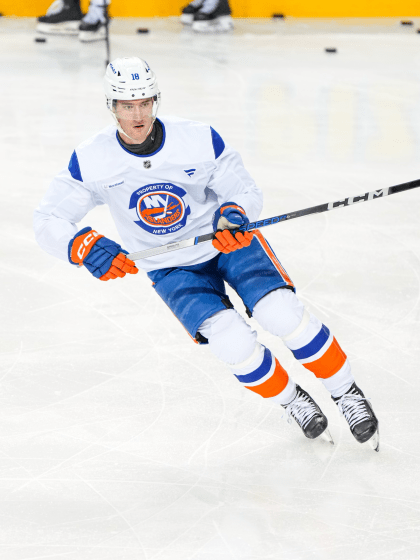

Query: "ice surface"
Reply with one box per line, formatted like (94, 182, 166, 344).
(1, 16, 420, 560)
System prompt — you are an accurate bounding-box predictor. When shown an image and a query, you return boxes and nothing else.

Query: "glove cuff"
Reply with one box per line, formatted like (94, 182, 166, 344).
(68, 227, 104, 266)
(212, 202, 246, 231)
(220, 203, 246, 216)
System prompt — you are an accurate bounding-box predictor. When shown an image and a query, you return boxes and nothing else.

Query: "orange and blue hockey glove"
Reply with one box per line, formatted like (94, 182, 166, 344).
(212, 202, 254, 254)
(68, 227, 138, 281)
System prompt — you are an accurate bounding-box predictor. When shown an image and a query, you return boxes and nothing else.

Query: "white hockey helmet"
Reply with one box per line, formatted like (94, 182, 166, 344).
(104, 57, 161, 137)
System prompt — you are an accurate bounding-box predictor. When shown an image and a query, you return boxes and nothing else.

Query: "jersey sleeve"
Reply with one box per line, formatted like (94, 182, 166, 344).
(206, 129, 263, 221)
(33, 166, 100, 262)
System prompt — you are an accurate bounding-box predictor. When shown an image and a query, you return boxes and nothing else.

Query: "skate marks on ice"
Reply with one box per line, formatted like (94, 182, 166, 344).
(1, 16, 420, 560)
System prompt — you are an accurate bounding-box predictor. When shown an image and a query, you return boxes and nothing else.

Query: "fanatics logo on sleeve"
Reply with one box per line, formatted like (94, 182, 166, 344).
(128, 183, 191, 235)
(184, 168, 196, 177)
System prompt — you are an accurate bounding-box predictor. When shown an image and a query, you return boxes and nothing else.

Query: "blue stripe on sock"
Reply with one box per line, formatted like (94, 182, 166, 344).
(291, 324, 330, 360)
(235, 347, 272, 383)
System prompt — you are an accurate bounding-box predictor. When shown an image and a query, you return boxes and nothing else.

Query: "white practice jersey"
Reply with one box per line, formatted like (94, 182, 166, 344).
(34, 116, 263, 272)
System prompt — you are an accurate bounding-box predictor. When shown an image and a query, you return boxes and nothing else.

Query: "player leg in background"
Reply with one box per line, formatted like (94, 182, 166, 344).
(252, 288, 379, 449)
(191, 0, 234, 33)
(79, 0, 110, 42)
(180, 0, 204, 25)
(197, 309, 332, 442)
(36, 0, 83, 35)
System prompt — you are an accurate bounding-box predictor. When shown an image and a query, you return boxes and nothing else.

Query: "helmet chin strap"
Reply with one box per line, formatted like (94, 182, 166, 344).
(112, 97, 160, 144)
(113, 113, 141, 143)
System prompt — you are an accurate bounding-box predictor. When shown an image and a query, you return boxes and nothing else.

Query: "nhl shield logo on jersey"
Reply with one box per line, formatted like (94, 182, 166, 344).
(129, 183, 191, 235)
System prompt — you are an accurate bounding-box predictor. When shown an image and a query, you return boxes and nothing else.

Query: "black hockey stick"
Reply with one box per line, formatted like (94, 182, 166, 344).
(104, 2, 110, 68)
(127, 178, 420, 261)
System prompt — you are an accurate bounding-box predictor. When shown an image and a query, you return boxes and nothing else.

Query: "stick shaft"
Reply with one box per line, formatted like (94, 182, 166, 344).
(127, 178, 420, 261)
(104, 3, 110, 67)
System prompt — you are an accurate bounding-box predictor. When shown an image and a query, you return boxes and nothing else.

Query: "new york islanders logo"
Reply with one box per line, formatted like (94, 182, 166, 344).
(129, 183, 191, 235)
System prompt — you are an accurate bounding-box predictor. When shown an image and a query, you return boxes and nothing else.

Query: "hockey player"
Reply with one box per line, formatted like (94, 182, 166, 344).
(33, 57, 379, 450)
(181, 0, 234, 32)
(37, 0, 109, 42)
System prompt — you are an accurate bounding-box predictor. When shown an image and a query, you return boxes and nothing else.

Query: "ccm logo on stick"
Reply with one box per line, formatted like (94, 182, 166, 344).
(328, 189, 390, 210)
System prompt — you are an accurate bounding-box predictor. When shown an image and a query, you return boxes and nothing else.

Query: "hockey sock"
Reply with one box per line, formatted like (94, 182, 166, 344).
(83, 0, 109, 24)
(320, 360, 354, 398)
(282, 309, 354, 394)
(198, 310, 295, 403)
(200, 0, 220, 13)
(90, 0, 110, 6)
(231, 344, 295, 402)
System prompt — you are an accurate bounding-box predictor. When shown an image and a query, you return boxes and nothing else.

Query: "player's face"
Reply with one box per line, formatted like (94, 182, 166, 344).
(114, 98, 154, 144)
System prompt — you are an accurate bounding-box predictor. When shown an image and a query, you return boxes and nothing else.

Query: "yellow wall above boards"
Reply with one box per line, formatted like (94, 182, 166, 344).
(2, 0, 420, 18)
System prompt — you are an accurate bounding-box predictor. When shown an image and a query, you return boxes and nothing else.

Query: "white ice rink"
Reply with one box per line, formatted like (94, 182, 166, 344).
(1, 15, 420, 560)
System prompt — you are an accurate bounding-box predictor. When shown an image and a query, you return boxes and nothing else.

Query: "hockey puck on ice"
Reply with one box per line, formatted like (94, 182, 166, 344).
(35, 37, 47, 43)
(401, 20, 413, 25)
(325, 48, 337, 53)
(272, 13, 285, 19)
(137, 28, 150, 34)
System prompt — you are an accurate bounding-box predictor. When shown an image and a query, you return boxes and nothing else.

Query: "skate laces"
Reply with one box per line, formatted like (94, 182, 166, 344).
(283, 392, 319, 429)
(46, 0, 65, 16)
(335, 391, 371, 429)
(82, 4, 106, 24)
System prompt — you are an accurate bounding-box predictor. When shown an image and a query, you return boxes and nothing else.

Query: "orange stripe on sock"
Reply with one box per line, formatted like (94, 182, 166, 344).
(245, 358, 289, 398)
(254, 230, 294, 289)
(303, 337, 347, 379)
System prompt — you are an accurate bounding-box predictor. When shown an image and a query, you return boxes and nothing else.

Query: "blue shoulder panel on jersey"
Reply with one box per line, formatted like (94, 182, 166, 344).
(68, 150, 83, 182)
(210, 127, 225, 159)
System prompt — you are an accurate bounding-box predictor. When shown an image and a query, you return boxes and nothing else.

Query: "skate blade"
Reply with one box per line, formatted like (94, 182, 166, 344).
(192, 16, 234, 33)
(320, 428, 334, 445)
(368, 429, 380, 452)
(36, 22, 80, 35)
(79, 28, 106, 42)
(180, 14, 194, 25)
